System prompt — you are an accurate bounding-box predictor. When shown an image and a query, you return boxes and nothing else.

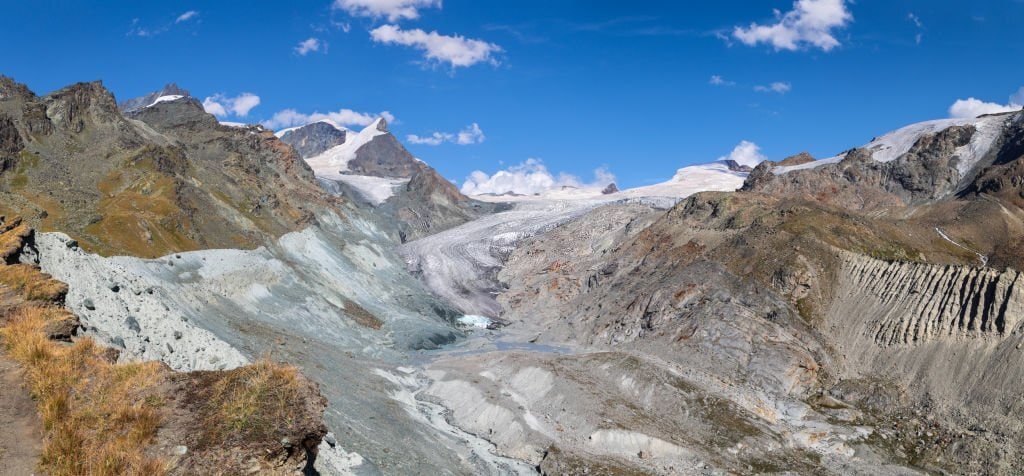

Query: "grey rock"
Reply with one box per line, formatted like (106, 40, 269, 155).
(278, 121, 348, 158)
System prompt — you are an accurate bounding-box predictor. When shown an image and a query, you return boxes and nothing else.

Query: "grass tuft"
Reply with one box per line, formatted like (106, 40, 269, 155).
(1, 305, 167, 476)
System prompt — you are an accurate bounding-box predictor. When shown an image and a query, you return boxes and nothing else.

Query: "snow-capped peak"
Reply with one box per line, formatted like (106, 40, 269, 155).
(304, 119, 390, 177)
(774, 112, 1013, 176)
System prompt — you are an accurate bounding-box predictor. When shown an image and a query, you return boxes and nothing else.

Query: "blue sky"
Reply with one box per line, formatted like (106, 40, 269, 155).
(2, 1, 1023, 191)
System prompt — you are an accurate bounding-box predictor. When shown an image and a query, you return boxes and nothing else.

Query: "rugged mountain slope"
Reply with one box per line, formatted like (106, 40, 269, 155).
(745, 111, 1022, 210)
(282, 117, 502, 241)
(0, 76, 341, 257)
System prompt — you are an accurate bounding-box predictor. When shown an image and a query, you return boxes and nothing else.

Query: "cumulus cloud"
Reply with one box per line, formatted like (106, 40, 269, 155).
(754, 82, 792, 93)
(733, 0, 852, 52)
(709, 75, 735, 86)
(295, 37, 324, 55)
(262, 108, 395, 130)
(719, 141, 768, 167)
(948, 87, 1024, 118)
(370, 25, 502, 68)
(949, 98, 1022, 119)
(407, 123, 485, 146)
(176, 10, 199, 23)
(332, 0, 441, 21)
(202, 93, 262, 118)
(461, 159, 615, 196)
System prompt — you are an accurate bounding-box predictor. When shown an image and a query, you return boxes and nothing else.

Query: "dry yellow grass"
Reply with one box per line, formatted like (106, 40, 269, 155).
(203, 360, 303, 445)
(1, 305, 167, 475)
(0, 220, 31, 261)
(0, 264, 68, 302)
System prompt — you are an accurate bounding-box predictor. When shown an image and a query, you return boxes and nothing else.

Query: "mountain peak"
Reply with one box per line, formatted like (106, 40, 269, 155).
(373, 117, 388, 133)
(118, 83, 193, 114)
(278, 121, 349, 158)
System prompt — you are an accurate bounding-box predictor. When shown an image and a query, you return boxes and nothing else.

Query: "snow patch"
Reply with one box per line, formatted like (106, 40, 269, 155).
(146, 95, 184, 108)
(321, 174, 408, 206)
(458, 314, 492, 328)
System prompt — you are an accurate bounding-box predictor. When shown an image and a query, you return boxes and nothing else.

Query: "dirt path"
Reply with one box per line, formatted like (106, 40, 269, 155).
(0, 352, 41, 475)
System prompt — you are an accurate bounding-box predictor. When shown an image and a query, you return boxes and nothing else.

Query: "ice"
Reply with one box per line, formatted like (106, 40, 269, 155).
(458, 314, 493, 328)
(321, 174, 409, 205)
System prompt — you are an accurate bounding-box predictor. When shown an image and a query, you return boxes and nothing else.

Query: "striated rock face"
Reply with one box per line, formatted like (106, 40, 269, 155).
(839, 252, 1023, 345)
(278, 121, 347, 158)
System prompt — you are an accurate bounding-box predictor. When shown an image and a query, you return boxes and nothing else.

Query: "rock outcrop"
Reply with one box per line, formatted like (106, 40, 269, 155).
(277, 120, 348, 158)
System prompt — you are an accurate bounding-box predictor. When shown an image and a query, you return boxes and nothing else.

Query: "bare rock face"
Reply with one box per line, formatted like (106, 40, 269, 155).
(777, 151, 816, 167)
(347, 133, 429, 178)
(0, 115, 24, 173)
(600, 182, 619, 194)
(721, 159, 753, 173)
(278, 121, 347, 158)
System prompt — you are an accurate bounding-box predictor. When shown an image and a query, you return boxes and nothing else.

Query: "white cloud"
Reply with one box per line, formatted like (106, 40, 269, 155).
(456, 123, 485, 144)
(176, 10, 199, 23)
(332, 0, 441, 21)
(733, 0, 852, 52)
(754, 82, 792, 93)
(295, 38, 324, 55)
(202, 93, 262, 118)
(949, 98, 1021, 119)
(407, 132, 448, 145)
(908, 13, 923, 44)
(262, 108, 395, 130)
(370, 25, 502, 68)
(460, 159, 615, 196)
(1010, 87, 1024, 106)
(407, 123, 485, 146)
(709, 75, 735, 86)
(719, 141, 767, 167)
